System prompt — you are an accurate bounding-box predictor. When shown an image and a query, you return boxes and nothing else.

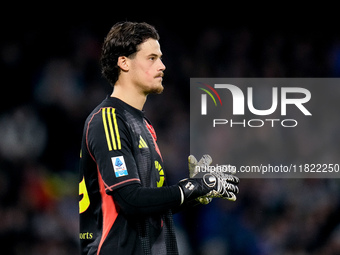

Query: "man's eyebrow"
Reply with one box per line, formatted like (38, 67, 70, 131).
(148, 53, 162, 57)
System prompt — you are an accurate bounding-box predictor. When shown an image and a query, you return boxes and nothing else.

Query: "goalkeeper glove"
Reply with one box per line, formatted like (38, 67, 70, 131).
(178, 172, 239, 204)
(188, 154, 213, 204)
(188, 155, 239, 203)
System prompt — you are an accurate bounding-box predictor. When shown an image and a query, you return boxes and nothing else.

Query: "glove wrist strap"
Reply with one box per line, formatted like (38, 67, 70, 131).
(178, 186, 184, 205)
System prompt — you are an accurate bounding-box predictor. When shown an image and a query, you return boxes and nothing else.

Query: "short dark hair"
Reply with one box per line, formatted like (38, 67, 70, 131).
(100, 21, 160, 87)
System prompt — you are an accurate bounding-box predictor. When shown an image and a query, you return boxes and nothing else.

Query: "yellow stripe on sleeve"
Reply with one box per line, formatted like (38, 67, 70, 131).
(107, 108, 117, 150)
(102, 108, 112, 151)
(112, 108, 121, 150)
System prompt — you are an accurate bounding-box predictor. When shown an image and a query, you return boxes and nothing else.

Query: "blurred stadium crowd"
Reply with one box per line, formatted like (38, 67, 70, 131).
(1, 10, 340, 255)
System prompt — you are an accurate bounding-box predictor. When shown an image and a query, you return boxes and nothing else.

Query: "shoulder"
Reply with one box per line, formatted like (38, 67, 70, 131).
(84, 97, 144, 143)
(86, 106, 128, 136)
(84, 106, 132, 155)
(85, 98, 128, 129)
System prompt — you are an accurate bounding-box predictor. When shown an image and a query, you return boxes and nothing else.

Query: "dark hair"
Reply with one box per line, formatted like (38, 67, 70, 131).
(100, 21, 160, 87)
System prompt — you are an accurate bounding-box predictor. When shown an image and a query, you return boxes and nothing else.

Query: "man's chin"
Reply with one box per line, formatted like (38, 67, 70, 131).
(149, 84, 164, 95)
(155, 85, 164, 94)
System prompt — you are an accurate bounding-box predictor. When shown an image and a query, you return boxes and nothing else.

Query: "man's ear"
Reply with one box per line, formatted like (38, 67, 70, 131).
(117, 56, 129, 72)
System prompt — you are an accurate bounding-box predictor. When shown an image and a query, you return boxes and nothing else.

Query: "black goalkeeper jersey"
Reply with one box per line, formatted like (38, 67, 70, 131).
(79, 96, 178, 255)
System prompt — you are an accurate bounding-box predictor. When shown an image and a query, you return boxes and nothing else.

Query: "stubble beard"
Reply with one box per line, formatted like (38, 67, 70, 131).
(144, 81, 164, 95)
(153, 83, 164, 94)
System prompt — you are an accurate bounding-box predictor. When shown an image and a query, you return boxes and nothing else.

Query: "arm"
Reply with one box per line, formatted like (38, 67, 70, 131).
(111, 183, 182, 216)
(112, 169, 239, 216)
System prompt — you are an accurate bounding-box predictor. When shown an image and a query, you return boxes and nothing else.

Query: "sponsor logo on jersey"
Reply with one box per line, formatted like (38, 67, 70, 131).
(139, 135, 148, 148)
(80, 232, 93, 240)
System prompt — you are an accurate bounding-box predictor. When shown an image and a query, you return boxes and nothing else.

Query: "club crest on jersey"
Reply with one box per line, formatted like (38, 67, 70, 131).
(111, 156, 128, 177)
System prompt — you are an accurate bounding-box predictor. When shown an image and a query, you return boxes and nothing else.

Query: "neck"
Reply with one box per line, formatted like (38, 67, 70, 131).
(110, 82, 147, 111)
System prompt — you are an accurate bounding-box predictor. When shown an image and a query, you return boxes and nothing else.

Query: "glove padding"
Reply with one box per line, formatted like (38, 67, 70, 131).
(204, 170, 239, 201)
(188, 155, 213, 204)
(188, 154, 213, 178)
(178, 172, 239, 203)
(188, 155, 239, 203)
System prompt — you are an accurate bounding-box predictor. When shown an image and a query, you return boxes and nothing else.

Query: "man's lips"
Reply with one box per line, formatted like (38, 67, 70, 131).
(155, 73, 164, 79)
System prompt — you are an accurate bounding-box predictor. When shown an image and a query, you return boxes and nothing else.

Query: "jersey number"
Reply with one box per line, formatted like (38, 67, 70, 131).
(79, 176, 90, 214)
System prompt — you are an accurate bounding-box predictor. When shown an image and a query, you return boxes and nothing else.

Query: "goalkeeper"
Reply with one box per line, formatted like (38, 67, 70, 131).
(79, 21, 239, 255)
